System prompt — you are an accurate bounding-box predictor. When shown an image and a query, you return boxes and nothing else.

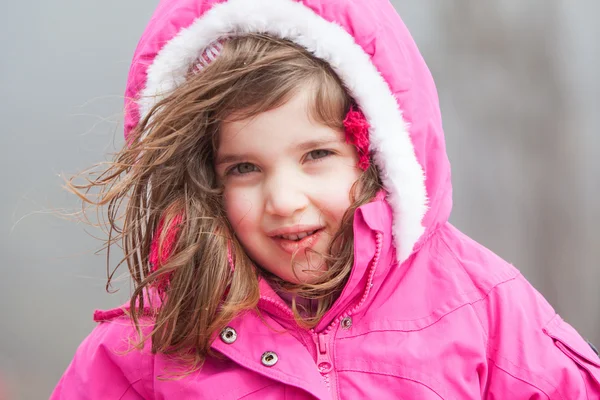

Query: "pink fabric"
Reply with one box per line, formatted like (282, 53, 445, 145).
(53, 196, 600, 399)
(53, 0, 600, 398)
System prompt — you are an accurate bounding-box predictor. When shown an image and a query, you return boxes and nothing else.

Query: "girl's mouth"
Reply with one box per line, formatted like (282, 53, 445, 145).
(277, 229, 319, 241)
(272, 228, 324, 254)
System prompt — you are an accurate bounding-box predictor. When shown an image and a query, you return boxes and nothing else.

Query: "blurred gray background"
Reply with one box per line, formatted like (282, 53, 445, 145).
(1, 1, 598, 399)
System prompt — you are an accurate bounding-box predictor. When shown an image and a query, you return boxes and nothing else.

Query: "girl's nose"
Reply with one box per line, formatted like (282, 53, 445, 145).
(264, 171, 309, 217)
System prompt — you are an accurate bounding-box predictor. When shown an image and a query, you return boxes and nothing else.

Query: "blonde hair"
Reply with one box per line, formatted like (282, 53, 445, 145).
(68, 34, 381, 368)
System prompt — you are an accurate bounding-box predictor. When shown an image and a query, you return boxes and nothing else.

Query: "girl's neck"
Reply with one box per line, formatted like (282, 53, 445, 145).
(273, 286, 320, 318)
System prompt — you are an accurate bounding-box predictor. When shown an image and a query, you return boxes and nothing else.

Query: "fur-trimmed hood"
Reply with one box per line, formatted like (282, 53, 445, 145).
(123, 0, 452, 264)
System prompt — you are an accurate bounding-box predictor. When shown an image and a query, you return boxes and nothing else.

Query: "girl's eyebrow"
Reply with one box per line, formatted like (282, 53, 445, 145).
(216, 138, 341, 166)
(295, 138, 341, 151)
(215, 153, 247, 166)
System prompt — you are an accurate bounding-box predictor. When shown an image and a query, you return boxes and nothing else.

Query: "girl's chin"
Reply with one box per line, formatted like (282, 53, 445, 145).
(278, 262, 328, 285)
(253, 246, 329, 284)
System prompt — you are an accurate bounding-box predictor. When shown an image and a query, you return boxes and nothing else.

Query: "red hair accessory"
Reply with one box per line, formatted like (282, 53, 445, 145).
(149, 212, 236, 292)
(149, 213, 183, 293)
(343, 107, 370, 170)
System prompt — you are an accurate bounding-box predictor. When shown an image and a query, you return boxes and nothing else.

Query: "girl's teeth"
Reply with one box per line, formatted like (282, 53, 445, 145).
(279, 230, 318, 241)
(297, 232, 308, 240)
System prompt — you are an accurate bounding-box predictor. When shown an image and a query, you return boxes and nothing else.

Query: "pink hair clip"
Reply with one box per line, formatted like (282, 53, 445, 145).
(190, 40, 225, 74)
(343, 107, 371, 170)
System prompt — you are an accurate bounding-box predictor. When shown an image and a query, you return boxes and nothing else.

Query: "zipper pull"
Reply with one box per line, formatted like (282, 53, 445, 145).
(315, 334, 333, 374)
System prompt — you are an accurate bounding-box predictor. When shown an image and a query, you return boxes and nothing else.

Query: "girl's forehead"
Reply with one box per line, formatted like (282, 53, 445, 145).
(217, 88, 344, 153)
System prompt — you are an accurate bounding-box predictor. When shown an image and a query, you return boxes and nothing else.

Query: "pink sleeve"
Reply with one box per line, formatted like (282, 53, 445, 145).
(473, 274, 600, 399)
(50, 319, 153, 399)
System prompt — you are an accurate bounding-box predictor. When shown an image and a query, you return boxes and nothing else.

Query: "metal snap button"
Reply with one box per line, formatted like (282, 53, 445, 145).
(261, 351, 278, 367)
(220, 327, 237, 344)
(341, 316, 352, 329)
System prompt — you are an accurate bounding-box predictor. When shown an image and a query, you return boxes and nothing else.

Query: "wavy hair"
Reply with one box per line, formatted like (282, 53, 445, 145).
(67, 34, 381, 368)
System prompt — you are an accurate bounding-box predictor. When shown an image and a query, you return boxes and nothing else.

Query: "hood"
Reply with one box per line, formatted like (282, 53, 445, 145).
(123, 0, 452, 264)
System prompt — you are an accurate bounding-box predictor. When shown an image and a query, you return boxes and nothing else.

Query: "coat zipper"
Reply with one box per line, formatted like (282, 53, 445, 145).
(312, 331, 334, 393)
(258, 232, 383, 398)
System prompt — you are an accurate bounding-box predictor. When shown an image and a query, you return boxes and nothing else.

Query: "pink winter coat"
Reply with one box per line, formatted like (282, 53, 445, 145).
(53, 0, 600, 398)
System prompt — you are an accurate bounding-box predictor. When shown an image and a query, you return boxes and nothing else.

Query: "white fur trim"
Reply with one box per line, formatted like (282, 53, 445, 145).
(138, 0, 427, 263)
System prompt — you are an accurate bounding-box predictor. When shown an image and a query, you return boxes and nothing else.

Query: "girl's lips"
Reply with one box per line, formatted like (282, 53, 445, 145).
(272, 228, 324, 254)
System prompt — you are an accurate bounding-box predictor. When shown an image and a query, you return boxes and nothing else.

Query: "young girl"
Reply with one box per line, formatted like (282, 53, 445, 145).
(53, 0, 600, 398)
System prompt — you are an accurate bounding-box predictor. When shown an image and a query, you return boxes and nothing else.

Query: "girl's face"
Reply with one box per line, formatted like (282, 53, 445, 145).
(216, 87, 361, 284)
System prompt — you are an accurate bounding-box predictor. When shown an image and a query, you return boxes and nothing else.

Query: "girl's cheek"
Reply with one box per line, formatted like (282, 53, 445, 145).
(321, 167, 360, 219)
(224, 188, 259, 229)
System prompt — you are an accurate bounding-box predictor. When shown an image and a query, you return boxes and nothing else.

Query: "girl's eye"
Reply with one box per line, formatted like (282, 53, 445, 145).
(228, 163, 258, 176)
(305, 149, 332, 161)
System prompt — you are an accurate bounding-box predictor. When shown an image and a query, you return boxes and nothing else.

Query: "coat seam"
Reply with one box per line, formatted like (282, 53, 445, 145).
(581, 368, 590, 400)
(437, 230, 520, 295)
(467, 279, 566, 398)
(487, 356, 562, 400)
(437, 229, 520, 340)
(224, 382, 279, 400)
(335, 367, 447, 399)
(337, 300, 482, 337)
(149, 351, 156, 400)
(333, 325, 342, 400)
(118, 379, 143, 400)
(410, 224, 443, 255)
(467, 302, 490, 378)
